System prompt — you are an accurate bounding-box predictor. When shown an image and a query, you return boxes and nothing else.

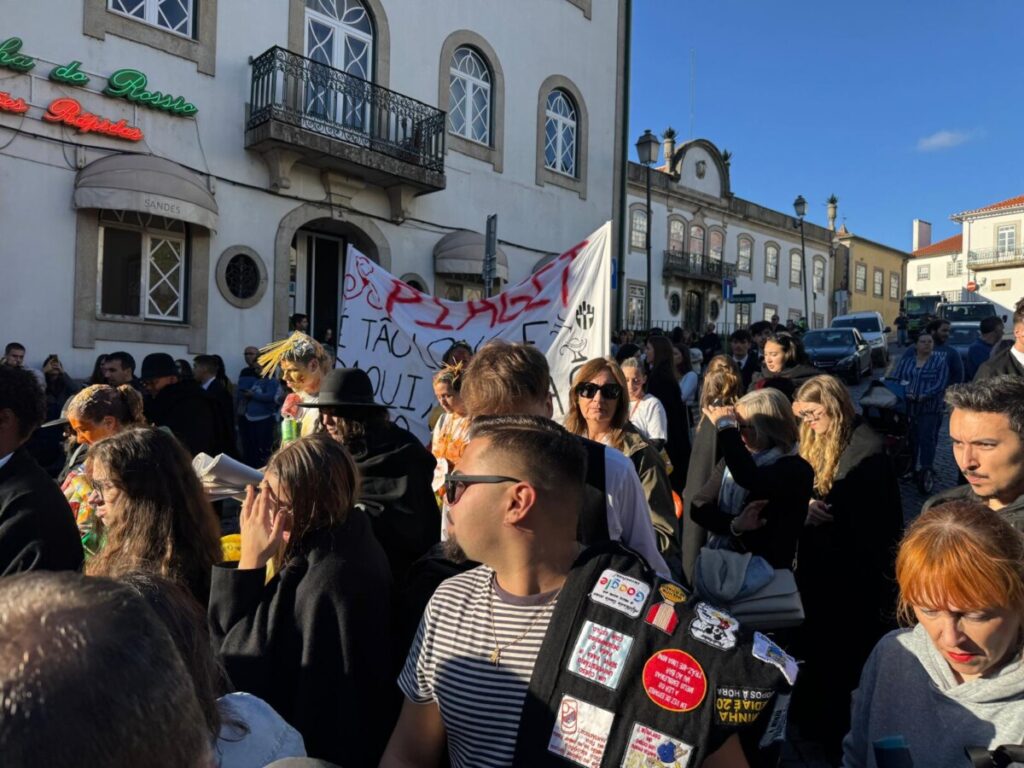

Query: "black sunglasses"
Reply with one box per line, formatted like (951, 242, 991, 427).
(443, 473, 521, 505)
(575, 382, 622, 400)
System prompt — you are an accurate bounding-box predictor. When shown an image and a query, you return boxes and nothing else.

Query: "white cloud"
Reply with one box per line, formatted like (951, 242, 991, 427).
(916, 129, 972, 152)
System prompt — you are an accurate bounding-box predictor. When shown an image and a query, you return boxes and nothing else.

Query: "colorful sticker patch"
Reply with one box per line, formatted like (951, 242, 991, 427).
(645, 600, 680, 635)
(758, 693, 790, 749)
(642, 649, 707, 712)
(547, 694, 615, 768)
(689, 602, 740, 651)
(752, 632, 799, 686)
(659, 581, 687, 604)
(589, 569, 650, 618)
(714, 686, 774, 726)
(568, 620, 634, 690)
(621, 721, 694, 768)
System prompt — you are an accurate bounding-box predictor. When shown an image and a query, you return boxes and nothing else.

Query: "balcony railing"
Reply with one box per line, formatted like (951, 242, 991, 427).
(968, 246, 1024, 270)
(662, 250, 737, 282)
(246, 46, 445, 190)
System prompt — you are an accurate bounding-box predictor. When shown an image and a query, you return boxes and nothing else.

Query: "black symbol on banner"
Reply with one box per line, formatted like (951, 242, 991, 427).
(575, 301, 595, 330)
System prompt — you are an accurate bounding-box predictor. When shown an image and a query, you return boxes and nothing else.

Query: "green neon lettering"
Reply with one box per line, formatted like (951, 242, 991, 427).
(0, 37, 36, 72)
(50, 60, 90, 86)
(103, 68, 198, 116)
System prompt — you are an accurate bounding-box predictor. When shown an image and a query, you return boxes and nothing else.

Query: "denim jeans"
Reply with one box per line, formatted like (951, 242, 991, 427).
(912, 410, 941, 471)
(897, 328, 908, 346)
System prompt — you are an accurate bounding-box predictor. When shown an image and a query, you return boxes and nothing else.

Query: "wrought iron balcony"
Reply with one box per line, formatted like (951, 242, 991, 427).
(662, 250, 737, 283)
(245, 46, 445, 198)
(968, 246, 1024, 270)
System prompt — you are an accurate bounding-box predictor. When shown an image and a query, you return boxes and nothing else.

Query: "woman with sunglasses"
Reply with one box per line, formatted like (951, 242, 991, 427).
(209, 433, 393, 768)
(645, 335, 691, 494)
(789, 375, 904, 761)
(564, 359, 677, 563)
(84, 427, 222, 606)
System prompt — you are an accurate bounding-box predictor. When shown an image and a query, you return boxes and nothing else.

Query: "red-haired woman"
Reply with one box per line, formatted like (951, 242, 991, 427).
(843, 501, 1024, 766)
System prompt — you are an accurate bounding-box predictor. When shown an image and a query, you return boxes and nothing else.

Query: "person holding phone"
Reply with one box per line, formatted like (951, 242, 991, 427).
(790, 375, 904, 762)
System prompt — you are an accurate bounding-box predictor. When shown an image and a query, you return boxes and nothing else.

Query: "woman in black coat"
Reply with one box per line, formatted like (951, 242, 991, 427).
(209, 434, 394, 768)
(748, 332, 819, 396)
(689, 388, 813, 570)
(790, 375, 903, 762)
(645, 335, 691, 494)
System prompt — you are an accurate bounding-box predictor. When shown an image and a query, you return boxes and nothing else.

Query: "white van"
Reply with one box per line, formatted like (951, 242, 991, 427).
(830, 311, 890, 366)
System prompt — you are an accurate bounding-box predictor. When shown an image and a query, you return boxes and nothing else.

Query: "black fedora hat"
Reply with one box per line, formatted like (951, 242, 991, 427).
(304, 368, 391, 409)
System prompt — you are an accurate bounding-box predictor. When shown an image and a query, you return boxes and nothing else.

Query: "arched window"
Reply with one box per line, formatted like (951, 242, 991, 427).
(813, 257, 826, 293)
(544, 89, 577, 177)
(790, 250, 803, 286)
(765, 244, 779, 280)
(737, 236, 753, 274)
(668, 219, 686, 253)
(689, 225, 705, 256)
(304, 0, 374, 127)
(709, 230, 723, 263)
(448, 47, 491, 145)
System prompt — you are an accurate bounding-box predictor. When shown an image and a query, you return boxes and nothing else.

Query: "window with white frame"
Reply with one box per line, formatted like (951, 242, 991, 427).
(709, 230, 723, 263)
(763, 304, 778, 322)
(788, 308, 802, 323)
(873, 268, 884, 297)
(630, 208, 647, 250)
(789, 251, 803, 286)
(668, 219, 686, 253)
(855, 263, 867, 291)
(99, 211, 187, 322)
(813, 257, 825, 293)
(998, 225, 1016, 255)
(689, 225, 705, 256)
(765, 245, 779, 280)
(108, 0, 195, 38)
(946, 257, 964, 277)
(544, 89, 577, 177)
(890, 272, 900, 300)
(917, 264, 930, 281)
(735, 303, 751, 328)
(737, 237, 752, 274)
(449, 47, 491, 145)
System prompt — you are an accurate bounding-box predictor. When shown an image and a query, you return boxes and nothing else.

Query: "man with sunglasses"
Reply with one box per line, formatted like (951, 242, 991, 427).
(459, 340, 669, 578)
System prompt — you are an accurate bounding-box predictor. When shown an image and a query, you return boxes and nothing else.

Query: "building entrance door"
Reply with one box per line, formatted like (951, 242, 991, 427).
(684, 290, 703, 332)
(290, 230, 346, 348)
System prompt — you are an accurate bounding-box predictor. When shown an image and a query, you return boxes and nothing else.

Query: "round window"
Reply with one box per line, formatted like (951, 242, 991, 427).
(709, 299, 720, 321)
(669, 293, 681, 316)
(225, 253, 261, 300)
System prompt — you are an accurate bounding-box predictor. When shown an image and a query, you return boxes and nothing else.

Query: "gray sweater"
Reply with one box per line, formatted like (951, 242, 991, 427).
(842, 625, 1024, 767)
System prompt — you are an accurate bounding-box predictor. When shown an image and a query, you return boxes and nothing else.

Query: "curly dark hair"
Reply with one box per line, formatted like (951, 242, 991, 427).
(0, 365, 45, 439)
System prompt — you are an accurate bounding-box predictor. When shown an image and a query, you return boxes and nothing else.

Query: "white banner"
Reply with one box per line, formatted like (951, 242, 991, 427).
(337, 222, 612, 442)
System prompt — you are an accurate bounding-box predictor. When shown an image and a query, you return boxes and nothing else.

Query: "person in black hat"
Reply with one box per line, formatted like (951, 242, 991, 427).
(304, 368, 438, 587)
(141, 352, 220, 458)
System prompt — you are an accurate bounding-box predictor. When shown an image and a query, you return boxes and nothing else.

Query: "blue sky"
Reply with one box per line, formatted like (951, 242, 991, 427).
(628, 0, 1024, 250)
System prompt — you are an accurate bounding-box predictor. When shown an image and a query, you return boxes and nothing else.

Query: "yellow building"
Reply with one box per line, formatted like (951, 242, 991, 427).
(833, 225, 910, 325)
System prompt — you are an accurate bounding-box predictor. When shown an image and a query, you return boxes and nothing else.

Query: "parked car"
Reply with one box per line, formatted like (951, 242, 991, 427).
(939, 301, 1004, 324)
(831, 311, 891, 365)
(947, 322, 981, 364)
(803, 328, 873, 384)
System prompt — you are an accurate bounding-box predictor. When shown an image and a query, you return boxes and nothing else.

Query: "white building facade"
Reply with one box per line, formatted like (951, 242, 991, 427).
(624, 137, 833, 333)
(0, 0, 627, 376)
(907, 196, 1024, 316)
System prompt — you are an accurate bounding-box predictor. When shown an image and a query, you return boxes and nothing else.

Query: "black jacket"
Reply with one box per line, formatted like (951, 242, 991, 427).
(647, 367, 691, 494)
(748, 363, 820, 398)
(689, 427, 813, 569)
(349, 421, 438, 586)
(145, 379, 220, 457)
(975, 347, 1024, 380)
(203, 379, 239, 457)
(681, 417, 719, 585)
(0, 448, 83, 575)
(924, 483, 1024, 531)
(734, 354, 760, 391)
(209, 509, 395, 768)
(792, 422, 902, 748)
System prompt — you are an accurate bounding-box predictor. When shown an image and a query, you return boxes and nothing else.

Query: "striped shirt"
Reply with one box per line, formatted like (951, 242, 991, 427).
(398, 565, 559, 768)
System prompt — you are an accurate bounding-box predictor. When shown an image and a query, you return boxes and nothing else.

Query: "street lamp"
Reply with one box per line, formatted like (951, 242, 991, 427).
(636, 129, 660, 330)
(793, 195, 810, 326)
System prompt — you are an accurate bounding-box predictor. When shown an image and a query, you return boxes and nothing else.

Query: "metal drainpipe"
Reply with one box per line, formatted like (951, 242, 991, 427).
(615, 0, 632, 333)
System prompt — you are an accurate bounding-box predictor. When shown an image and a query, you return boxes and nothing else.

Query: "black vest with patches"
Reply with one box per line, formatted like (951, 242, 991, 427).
(514, 543, 793, 768)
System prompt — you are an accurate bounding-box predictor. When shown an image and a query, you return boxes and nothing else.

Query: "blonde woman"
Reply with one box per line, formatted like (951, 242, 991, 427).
(565, 358, 678, 562)
(620, 357, 667, 444)
(691, 388, 813, 569)
(430, 365, 471, 495)
(790, 375, 903, 759)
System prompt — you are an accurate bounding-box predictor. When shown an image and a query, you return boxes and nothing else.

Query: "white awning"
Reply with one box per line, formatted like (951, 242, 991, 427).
(73, 153, 218, 231)
(433, 230, 509, 281)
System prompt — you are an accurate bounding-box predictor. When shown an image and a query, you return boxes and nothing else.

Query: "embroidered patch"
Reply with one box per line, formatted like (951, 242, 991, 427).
(568, 620, 634, 690)
(752, 632, 799, 686)
(645, 600, 680, 635)
(757, 693, 790, 749)
(642, 649, 707, 712)
(620, 721, 693, 768)
(688, 602, 740, 651)
(547, 694, 615, 768)
(589, 569, 650, 618)
(714, 686, 774, 726)
(659, 581, 687, 604)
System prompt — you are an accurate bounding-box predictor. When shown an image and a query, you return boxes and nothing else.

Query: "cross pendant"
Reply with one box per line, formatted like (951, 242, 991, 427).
(489, 647, 501, 666)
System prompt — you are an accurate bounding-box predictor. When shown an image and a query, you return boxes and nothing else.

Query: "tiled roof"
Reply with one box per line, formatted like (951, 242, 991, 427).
(954, 194, 1024, 218)
(911, 233, 962, 258)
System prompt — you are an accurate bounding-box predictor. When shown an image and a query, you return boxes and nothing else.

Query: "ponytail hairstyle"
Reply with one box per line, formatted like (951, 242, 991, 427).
(67, 384, 146, 428)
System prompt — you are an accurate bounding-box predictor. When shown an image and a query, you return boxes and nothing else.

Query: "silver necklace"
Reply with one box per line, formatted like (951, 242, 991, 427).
(487, 572, 560, 667)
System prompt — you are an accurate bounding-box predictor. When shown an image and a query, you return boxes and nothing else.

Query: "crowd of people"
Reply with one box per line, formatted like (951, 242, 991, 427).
(1, 298, 1023, 768)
